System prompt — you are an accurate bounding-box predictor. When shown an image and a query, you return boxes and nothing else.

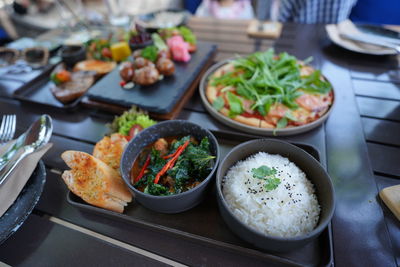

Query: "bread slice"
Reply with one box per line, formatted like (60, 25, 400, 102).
(73, 60, 116, 76)
(61, 150, 132, 213)
(93, 133, 128, 172)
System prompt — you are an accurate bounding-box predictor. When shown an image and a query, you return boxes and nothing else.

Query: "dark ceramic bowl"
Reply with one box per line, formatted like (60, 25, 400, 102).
(61, 45, 86, 68)
(120, 120, 220, 213)
(216, 139, 335, 252)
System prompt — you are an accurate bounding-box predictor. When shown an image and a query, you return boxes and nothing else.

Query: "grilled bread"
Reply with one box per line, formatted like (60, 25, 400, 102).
(93, 133, 128, 172)
(61, 151, 132, 213)
(74, 60, 116, 76)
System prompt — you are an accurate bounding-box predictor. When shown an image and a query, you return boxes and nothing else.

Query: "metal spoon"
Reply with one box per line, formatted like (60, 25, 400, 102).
(0, 115, 53, 187)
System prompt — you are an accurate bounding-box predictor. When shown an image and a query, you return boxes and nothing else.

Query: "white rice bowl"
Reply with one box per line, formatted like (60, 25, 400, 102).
(222, 152, 320, 238)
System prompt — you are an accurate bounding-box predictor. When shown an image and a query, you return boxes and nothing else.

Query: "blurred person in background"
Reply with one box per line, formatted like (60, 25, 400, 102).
(275, 0, 357, 24)
(195, 0, 254, 19)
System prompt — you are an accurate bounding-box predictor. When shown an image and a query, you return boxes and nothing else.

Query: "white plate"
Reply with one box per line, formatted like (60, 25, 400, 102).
(199, 60, 335, 137)
(326, 22, 397, 56)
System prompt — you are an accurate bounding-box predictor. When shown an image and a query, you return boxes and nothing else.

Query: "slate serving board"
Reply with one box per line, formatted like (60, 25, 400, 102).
(87, 42, 217, 114)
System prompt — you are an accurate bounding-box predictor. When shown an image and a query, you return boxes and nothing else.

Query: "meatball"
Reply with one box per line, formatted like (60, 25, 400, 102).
(119, 62, 134, 81)
(157, 49, 171, 60)
(134, 57, 154, 69)
(132, 49, 142, 59)
(153, 138, 168, 156)
(156, 58, 175, 76)
(133, 66, 159, 86)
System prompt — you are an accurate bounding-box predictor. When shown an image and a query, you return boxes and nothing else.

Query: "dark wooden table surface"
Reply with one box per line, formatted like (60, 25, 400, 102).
(0, 19, 399, 266)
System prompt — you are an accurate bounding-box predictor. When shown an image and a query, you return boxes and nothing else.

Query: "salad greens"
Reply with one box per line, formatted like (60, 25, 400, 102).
(211, 49, 331, 117)
(108, 106, 156, 136)
(141, 45, 158, 62)
(158, 26, 197, 45)
(251, 165, 281, 191)
(134, 136, 215, 196)
(152, 33, 168, 51)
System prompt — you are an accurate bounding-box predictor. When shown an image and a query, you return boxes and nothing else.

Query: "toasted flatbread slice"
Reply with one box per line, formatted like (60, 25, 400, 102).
(61, 150, 132, 213)
(74, 60, 116, 76)
(93, 133, 128, 172)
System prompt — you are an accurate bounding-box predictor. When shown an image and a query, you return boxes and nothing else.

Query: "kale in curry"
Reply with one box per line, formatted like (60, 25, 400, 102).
(131, 136, 215, 196)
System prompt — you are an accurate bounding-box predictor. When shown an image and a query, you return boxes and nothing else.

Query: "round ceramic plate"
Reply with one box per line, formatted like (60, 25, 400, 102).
(199, 59, 335, 136)
(325, 24, 397, 56)
(0, 161, 46, 244)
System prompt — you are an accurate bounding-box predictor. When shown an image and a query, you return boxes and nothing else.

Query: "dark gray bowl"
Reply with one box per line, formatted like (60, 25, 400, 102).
(216, 139, 335, 252)
(121, 120, 220, 213)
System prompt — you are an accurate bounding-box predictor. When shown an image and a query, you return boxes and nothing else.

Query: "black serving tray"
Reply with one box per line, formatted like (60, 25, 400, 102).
(86, 42, 217, 114)
(12, 65, 86, 111)
(67, 134, 333, 267)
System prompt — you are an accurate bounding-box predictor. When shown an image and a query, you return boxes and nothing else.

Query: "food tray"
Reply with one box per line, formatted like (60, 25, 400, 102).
(199, 59, 335, 136)
(12, 65, 84, 110)
(86, 42, 217, 114)
(67, 134, 333, 266)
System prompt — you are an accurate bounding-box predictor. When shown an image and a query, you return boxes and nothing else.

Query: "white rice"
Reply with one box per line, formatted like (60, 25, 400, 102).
(222, 152, 320, 238)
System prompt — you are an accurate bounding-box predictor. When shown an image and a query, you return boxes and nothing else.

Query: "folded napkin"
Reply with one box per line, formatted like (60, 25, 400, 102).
(0, 141, 52, 217)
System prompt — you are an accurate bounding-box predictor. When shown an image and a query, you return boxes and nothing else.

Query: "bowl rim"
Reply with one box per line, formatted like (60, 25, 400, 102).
(120, 119, 220, 199)
(215, 138, 335, 242)
(61, 45, 85, 56)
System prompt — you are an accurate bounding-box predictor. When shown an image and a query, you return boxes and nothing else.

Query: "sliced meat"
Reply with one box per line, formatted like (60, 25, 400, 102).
(50, 71, 95, 103)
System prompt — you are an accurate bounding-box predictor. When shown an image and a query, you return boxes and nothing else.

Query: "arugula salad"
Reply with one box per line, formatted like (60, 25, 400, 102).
(207, 49, 333, 129)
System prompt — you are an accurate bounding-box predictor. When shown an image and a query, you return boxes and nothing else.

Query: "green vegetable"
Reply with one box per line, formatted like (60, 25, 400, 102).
(211, 49, 332, 120)
(264, 177, 282, 191)
(152, 33, 168, 51)
(158, 26, 197, 45)
(276, 117, 288, 129)
(227, 91, 243, 117)
(141, 45, 158, 62)
(134, 136, 214, 196)
(178, 26, 196, 45)
(50, 73, 61, 85)
(145, 182, 170, 196)
(251, 165, 281, 191)
(252, 165, 277, 179)
(108, 106, 157, 136)
(212, 96, 225, 111)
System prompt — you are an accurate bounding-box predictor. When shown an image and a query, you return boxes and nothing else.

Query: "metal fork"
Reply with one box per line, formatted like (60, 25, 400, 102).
(0, 115, 16, 144)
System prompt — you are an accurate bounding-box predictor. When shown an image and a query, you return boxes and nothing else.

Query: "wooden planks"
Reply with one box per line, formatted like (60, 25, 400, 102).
(356, 97, 400, 121)
(361, 117, 400, 146)
(352, 79, 400, 101)
(367, 143, 400, 177)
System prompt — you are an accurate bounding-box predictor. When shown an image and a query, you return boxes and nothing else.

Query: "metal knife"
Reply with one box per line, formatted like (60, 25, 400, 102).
(0, 115, 53, 187)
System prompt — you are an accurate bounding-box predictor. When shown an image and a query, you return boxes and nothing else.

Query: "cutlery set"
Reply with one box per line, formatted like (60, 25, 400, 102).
(0, 114, 53, 187)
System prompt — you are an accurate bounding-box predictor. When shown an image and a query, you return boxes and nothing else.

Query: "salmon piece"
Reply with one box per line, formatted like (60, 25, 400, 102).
(295, 93, 330, 112)
(61, 151, 132, 213)
(267, 103, 289, 118)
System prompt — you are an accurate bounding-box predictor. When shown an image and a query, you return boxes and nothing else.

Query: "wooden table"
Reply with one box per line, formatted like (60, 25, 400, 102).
(0, 19, 399, 266)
